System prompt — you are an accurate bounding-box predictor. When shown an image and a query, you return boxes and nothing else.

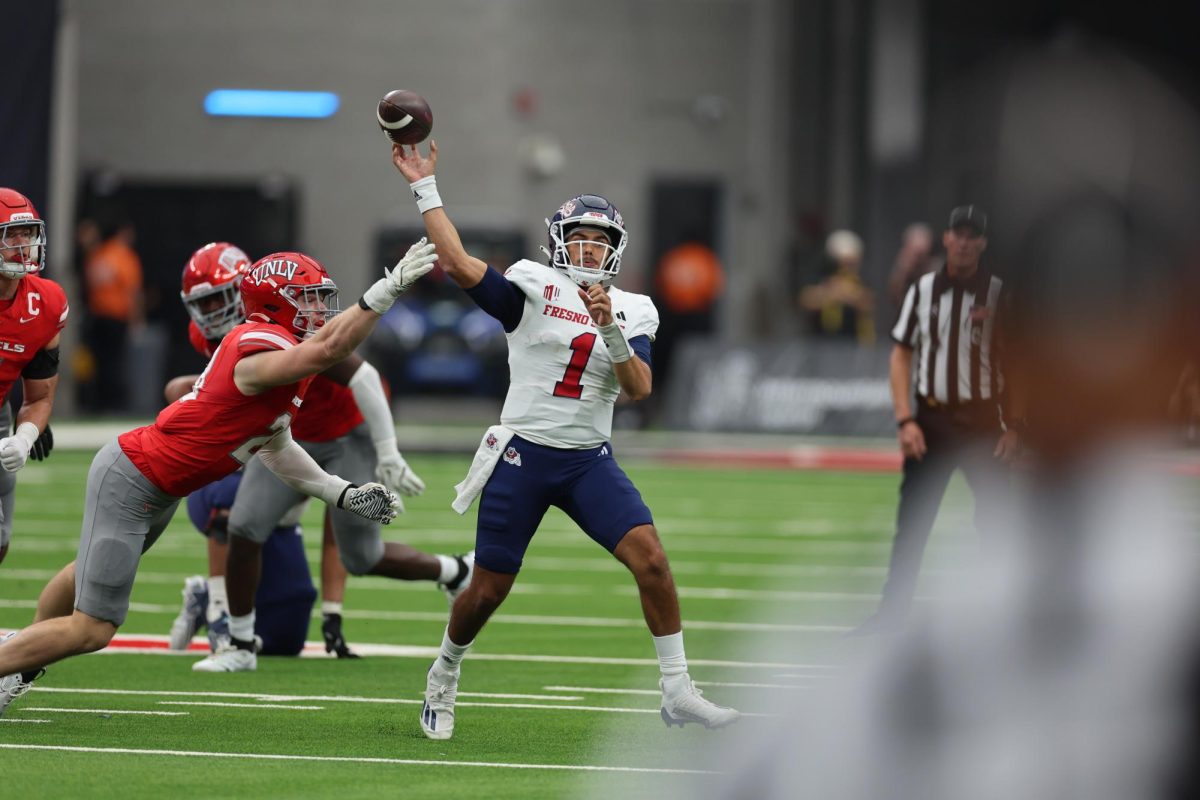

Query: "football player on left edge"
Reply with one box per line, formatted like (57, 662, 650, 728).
(0, 240, 436, 717)
(0, 188, 67, 567)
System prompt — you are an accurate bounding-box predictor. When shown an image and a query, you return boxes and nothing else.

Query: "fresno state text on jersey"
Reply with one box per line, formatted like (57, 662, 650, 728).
(120, 322, 313, 496)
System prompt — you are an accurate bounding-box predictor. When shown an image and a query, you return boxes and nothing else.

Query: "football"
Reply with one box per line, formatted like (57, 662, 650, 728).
(376, 89, 432, 145)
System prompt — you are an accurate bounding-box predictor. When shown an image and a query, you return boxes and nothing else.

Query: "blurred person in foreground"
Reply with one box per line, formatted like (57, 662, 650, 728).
(0, 243, 438, 715)
(798, 229, 875, 343)
(0, 189, 66, 567)
(654, 35, 1200, 800)
(394, 139, 739, 740)
(853, 204, 1021, 635)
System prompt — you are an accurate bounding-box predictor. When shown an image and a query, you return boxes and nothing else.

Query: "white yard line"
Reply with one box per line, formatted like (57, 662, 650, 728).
(18, 706, 187, 716)
(0, 718, 51, 723)
(454, 692, 584, 701)
(0, 599, 853, 634)
(544, 681, 815, 694)
(158, 701, 324, 710)
(1, 628, 833, 669)
(0, 569, 885, 602)
(0, 743, 720, 775)
(32, 687, 770, 717)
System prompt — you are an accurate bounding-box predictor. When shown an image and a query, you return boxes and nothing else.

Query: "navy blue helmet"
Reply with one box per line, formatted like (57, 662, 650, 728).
(543, 194, 627, 286)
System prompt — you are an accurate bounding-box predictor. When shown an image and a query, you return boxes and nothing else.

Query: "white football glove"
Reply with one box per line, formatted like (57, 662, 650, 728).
(375, 451, 426, 498)
(336, 482, 402, 524)
(0, 423, 39, 473)
(360, 238, 438, 314)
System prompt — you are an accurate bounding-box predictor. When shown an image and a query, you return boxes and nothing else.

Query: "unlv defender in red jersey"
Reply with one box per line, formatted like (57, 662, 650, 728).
(0, 241, 439, 715)
(121, 320, 315, 496)
(175, 246, 363, 656)
(169, 244, 462, 665)
(176, 244, 471, 674)
(0, 188, 68, 566)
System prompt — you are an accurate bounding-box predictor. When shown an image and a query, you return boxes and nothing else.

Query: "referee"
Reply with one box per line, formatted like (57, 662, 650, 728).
(854, 205, 1021, 634)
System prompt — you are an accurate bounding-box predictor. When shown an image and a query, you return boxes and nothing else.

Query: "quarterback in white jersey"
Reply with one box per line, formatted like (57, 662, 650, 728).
(393, 140, 739, 741)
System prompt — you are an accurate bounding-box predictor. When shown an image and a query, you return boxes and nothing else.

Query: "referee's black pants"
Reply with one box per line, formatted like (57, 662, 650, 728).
(878, 404, 1010, 617)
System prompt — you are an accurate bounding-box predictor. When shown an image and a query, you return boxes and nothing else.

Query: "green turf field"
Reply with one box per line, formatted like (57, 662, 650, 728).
(0, 449, 976, 798)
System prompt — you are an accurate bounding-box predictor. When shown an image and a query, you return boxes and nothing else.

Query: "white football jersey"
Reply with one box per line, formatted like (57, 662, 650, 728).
(499, 259, 659, 448)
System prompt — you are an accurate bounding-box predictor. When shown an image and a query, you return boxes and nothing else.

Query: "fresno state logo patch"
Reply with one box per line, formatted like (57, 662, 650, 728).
(485, 432, 499, 450)
(503, 446, 522, 466)
(556, 199, 577, 218)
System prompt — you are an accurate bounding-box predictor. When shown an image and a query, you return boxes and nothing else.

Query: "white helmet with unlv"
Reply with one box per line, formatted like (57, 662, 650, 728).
(0, 189, 46, 279)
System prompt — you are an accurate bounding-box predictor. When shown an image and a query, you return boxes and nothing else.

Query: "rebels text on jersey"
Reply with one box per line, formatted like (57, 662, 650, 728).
(0, 274, 68, 403)
(501, 260, 658, 448)
(121, 321, 313, 497)
(187, 319, 361, 442)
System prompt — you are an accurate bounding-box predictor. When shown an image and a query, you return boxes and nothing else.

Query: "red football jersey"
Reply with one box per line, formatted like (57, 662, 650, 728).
(0, 275, 69, 403)
(186, 320, 361, 443)
(121, 321, 314, 496)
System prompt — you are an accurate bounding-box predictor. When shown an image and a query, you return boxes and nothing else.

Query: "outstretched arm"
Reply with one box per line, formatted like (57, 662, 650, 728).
(256, 429, 400, 523)
(234, 240, 437, 394)
(393, 141, 489, 289)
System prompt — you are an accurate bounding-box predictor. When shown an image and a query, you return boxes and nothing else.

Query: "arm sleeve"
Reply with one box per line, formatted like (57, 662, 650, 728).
(464, 267, 525, 332)
(347, 360, 396, 455)
(21, 346, 60, 379)
(255, 428, 351, 506)
(630, 335, 652, 369)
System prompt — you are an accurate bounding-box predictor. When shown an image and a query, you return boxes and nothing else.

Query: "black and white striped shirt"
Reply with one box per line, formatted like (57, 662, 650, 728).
(891, 268, 1005, 405)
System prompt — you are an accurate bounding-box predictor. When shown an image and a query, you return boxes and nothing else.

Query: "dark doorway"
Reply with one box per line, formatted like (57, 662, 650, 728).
(75, 175, 298, 411)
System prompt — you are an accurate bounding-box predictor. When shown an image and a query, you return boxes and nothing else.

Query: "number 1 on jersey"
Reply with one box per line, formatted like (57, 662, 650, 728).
(553, 332, 597, 399)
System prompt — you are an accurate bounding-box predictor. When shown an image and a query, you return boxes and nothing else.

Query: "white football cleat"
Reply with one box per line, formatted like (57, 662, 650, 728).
(660, 677, 740, 730)
(168, 575, 208, 650)
(192, 642, 256, 673)
(420, 662, 460, 740)
(0, 632, 44, 718)
(440, 551, 474, 608)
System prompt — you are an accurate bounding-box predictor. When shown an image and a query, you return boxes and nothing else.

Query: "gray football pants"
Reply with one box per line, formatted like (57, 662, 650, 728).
(227, 422, 383, 574)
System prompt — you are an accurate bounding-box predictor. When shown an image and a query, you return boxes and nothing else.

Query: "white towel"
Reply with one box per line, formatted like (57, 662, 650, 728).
(452, 425, 515, 514)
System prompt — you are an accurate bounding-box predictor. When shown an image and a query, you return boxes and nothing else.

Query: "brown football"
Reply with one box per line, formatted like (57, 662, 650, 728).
(376, 89, 432, 145)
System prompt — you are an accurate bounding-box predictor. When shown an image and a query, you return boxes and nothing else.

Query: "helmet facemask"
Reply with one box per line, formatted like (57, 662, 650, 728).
(182, 279, 245, 340)
(282, 280, 340, 338)
(544, 195, 627, 287)
(0, 219, 46, 279)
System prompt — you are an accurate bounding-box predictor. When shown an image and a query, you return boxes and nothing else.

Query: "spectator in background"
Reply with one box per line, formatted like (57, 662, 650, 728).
(886, 222, 938, 309)
(652, 240, 725, 401)
(82, 216, 143, 413)
(798, 230, 875, 344)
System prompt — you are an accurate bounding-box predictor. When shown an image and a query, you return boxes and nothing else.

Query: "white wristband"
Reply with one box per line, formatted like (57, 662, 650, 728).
(409, 175, 443, 214)
(598, 322, 632, 363)
(14, 422, 38, 448)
